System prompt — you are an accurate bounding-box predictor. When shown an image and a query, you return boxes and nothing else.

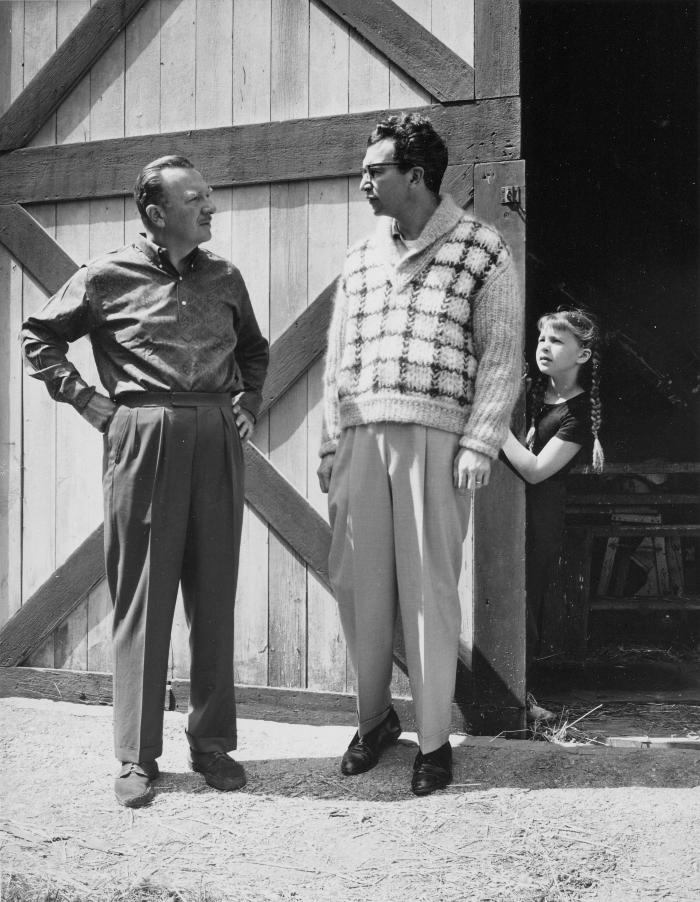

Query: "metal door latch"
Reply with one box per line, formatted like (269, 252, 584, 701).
(500, 185, 522, 206)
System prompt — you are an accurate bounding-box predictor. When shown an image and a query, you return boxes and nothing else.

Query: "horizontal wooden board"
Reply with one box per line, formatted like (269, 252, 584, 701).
(572, 463, 700, 475)
(590, 595, 700, 611)
(588, 525, 700, 537)
(317, 0, 474, 101)
(567, 494, 699, 507)
(0, 667, 474, 735)
(0, 526, 104, 667)
(0, 98, 521, 204)
(0, 203, 76, 294)
(0, 0, 149, 153)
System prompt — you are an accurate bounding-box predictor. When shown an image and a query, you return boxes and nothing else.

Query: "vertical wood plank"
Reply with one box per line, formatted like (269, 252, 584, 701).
(232, 0, 272, 687)
(268, 0, 309, 689)
(54, 598, 88, 670)
(307, 0, 351, 692)
(124, 0, 161, 138)
(472, 158, 526, 733)
(432, 0, 475, 67)
(24, 1, 58, 149)
(0, 0, 24, 626)
(232, 0, 272, 126)
(389, 0, 431, 107)
(232, 187, 271, 687)
(195, 0, 233, 129)
(87, 578, 113, 673)
(160, 0, 196, 133)
(55, 0, 91, 147)
(21, 3, 58, 603)
(474, 0, 519, 99)
(83, 28, 129, 676)
(53, 11, 94, 680)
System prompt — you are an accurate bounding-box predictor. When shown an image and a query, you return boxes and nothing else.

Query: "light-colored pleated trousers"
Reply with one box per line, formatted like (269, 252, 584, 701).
(328, 423, 470, 753)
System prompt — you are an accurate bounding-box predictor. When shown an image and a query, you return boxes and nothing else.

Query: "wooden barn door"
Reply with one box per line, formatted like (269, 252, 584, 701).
(0, 0, 524, 733)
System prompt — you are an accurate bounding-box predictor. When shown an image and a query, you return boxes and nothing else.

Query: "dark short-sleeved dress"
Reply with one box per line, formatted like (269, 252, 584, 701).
(526, 392, 592, 662)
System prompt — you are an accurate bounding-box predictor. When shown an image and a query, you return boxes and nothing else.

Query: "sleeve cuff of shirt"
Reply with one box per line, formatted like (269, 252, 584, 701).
(73, 385, 97, 411)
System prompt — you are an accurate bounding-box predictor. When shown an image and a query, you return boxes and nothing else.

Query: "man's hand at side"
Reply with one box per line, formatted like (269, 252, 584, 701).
(233, 403, 255, 441)
(453, 447, 491, 493)
(317, 454, 334, 494)
(80, 392, 118, 432)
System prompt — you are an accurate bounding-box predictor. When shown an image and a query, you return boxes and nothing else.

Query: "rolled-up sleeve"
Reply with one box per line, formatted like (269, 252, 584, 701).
(21, 266, 96, 410)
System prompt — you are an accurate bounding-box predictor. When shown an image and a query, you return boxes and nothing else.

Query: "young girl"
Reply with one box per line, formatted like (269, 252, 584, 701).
(501, 307, 604, 669)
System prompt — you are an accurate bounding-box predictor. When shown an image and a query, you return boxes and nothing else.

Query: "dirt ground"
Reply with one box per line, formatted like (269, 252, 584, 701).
(1, 697, 699, 902)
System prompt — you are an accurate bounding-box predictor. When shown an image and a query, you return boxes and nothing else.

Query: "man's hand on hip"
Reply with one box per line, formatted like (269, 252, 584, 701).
(233, 403, 254, 441)
(317, 455, 334, 494)
(453, 447, 491, 493)
(80, 392, 117, 432)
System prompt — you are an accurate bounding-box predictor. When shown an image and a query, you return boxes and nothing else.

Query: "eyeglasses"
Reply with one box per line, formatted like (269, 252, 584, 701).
(361, 163, 402, 181)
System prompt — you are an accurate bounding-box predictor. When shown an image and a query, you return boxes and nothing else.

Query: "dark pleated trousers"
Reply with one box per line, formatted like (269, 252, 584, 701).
(103, 400, 244, 763)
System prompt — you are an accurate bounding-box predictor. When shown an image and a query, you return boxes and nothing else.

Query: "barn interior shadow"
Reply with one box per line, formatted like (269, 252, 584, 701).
(521, 0, 699, 705)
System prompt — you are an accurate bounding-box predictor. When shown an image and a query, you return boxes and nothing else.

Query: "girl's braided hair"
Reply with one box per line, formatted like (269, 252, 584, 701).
(526, 307, 605, 473)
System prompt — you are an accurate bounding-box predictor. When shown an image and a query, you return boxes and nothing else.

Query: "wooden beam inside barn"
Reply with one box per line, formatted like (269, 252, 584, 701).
(0, 99, 520, 205)
(316, 0, 474, 101)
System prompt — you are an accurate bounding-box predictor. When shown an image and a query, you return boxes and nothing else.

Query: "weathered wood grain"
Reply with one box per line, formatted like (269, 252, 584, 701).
(0, 99, 521, 204)
(317, 0, 474, 101)
(474, 0, 519, 99)
(0, 204, 76, 295)
(243, 445, 332, 590)
(0, 526, 105, 667)
(472, 160, 527, 734)
(0, 0, 149, 153)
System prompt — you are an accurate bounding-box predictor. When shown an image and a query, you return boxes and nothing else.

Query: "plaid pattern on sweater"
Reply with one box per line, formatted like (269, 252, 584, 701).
(321, 195, 523, 459)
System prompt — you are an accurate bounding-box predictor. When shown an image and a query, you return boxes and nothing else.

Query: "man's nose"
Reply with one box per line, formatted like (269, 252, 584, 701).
(204, 198, 217, 214)
(359, 171, 371, 192)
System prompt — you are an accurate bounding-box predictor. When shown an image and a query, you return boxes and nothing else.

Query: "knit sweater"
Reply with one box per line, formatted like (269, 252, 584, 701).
(320, 194, 523, 459)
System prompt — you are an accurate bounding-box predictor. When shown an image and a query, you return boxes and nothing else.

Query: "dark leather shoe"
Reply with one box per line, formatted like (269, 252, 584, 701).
(190, 751, 246, 791)
(114, 760, 159, 808)
(411, 742, 452, 796)
(341, 707, 402, 775)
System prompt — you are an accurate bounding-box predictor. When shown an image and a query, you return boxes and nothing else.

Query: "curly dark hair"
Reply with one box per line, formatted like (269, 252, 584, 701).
(367, 113, 448, 195)
(133, 155, 194, 225)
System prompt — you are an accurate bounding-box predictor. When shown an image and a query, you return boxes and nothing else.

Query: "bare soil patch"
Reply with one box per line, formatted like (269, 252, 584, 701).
(1, 697, 699, 901)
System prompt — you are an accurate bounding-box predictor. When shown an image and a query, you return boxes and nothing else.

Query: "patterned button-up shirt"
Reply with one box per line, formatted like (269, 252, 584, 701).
(21, 235, 269, 418)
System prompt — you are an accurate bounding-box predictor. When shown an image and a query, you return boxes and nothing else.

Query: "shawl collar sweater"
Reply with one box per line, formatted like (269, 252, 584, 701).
(320, 195, 523, 459)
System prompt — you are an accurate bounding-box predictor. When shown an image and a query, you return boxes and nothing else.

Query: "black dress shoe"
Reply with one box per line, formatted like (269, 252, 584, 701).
(190, 751, 246, 791)
(340, 707, 402, 775)
(411, 741, 452, 796)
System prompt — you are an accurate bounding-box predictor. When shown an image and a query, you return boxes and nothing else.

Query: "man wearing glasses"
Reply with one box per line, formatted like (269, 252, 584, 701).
(317, 114, 522, 795)
(22, 156, 269, 807)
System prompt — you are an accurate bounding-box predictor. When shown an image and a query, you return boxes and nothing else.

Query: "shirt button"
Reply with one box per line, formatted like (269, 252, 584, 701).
(181, 300, 187, 306)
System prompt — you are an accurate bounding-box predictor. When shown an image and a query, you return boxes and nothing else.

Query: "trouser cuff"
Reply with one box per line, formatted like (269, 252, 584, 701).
(186, 730, 237, 754)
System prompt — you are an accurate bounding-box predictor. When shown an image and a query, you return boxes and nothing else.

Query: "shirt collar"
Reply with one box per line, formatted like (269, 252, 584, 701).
(387, 194, 465, 255)
(135, 234, 200, 273)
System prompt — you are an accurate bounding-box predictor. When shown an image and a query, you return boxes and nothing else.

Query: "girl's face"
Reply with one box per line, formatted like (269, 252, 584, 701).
(536, 324, 591, 377)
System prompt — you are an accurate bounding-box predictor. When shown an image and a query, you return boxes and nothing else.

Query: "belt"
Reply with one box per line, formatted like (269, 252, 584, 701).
(117, 392, 232, 408)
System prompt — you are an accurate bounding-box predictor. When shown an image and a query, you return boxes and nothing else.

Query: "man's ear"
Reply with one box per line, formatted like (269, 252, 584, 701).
(409, 166, 425, 186)
(145, 204, 165, 228)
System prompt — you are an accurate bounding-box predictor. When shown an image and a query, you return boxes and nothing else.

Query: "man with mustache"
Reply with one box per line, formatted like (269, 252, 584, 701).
(318, 114, 522, 795)
(22, 156, 269, 807)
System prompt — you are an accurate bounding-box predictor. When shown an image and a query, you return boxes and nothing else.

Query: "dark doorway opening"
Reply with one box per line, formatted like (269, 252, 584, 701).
(521, 1, 699, 727)
(522, 0, 698, 460)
